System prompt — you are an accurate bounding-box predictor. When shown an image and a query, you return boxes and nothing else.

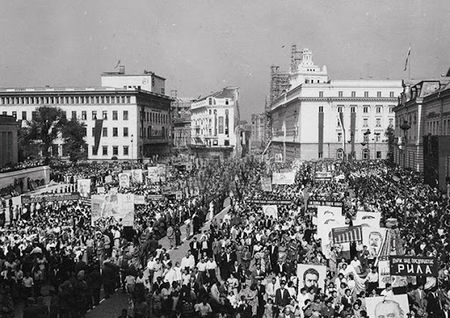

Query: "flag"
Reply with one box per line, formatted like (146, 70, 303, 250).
(403, 47, 411, 71)
(332, 226, 363, 244)
(114, 60, 121, 69)
(338, 111, 346, 153)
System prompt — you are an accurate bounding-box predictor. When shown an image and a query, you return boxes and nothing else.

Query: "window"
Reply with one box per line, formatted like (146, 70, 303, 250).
(102, 146, 108, 156)
(338, 133, 342, 142)
(111, 127, 117, 137)
(112, 146, 118, 156)
(218, 116, 224, 134)
(319, 106, 323, 113)
(81, 111, 87, 120)
(319, 91, 324, 98)
(389, 118, 394, 126)
(389, 106, 394, 113)
(376, 151, 382, 159)
(377, 91, 382, 98)
(12, 111, 16, 118)
(112, 111, 118, 120)
(363, 106, 369, 113)
(102, 127, 107, 137)
(337, 118, 341, 127)
(71, 111, 77, 120)
(376, 118, 381, 127)
(363, 118, 368, 127)
(123, 146, 129, 156)
(22, 111, 27, 120)
(123, 127, 129, 137)
(92, 127, 95, 137)
(209, 98, 212, 105)
(62, 111, 67, 119)
(123, 110, 128, 120)
(390, 91, 395, 98)
(318, 152, 323, 158)
(126, 96, 131, 103)
(337, 106, 343, 113)
(351, 91, 356, 97)
(32, 111, 38, 120)
(92, 111, 97, 120)
(350, 106, 356, 113)
(362, 148, 370, 160)
(363, 134, 369, 143)
(338, 91, 343, 97)
(92, 146, 98, 156)
(2, 111, 6, 115)
(102, 111, 108, 120)
(376, 106, 381, 113)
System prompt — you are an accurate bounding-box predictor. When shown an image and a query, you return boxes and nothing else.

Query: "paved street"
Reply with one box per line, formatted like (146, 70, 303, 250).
(85, 203, 230, 318)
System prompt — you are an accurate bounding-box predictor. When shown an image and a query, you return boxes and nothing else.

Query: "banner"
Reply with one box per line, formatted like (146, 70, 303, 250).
(308, 200, 343, 208)
(93, 119, 103, 155)
(389, 256, 438, 277)
(274, 153, 283, 163)
(317, 206, 345, 255)
(175, 191, 183, 200)
(91, 193, 134, 226)
(97, 187, 105, 194)
(77, 179, 91, 197)
(21, 193, 80, 204)
(134, 195, 146, 205)
(262, 205, 278, 219)
(354, 211, 381, 228)
(247, 199, 292, 205)
(297, 264, 327, 291)
(332, 226, 362, 244)
(378, 259, 410, 289)
(131, 169, 143, 184)
(147, 194, 165, 201)
(118, 173, 130, 188)
(272, 171, 296, 185)
(314, 171, 332, 181)
(104, 175, 113, 184)
(148, 166, 166, 183)
(261, 177, 272, 192)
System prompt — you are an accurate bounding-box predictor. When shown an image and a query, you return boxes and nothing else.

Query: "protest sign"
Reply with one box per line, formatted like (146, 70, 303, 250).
(378, 259, 410, 289)
(365, 295, 409, 318)
(91, 193, 135, 226)
(317, 206, 345, 255)
(354, 211, 381, 228)
(77, 179, 91, 197)
(247, 199, 292, 205)
(105, 175, 113, 183)
(261, 177, 272, 192)
(97, 187, 105, 194)
(262, 205, 278, 219)
(389, 256, 438, 277)
(118, 173, 130, 188)
(314, 171, 332, 181)
(332, 226, 363, 244)
(307, 200, 343, 208)
(134, 195, 146, 205)
(297, 264, 327, 291)
(131, 169, 143, 184)
(272, 171, 296, 185)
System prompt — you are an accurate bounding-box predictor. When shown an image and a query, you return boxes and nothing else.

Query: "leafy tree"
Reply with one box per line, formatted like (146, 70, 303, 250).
(62, 118, 87, 162)
(17, 125, 40, 161)
(26, 106, 67, 159)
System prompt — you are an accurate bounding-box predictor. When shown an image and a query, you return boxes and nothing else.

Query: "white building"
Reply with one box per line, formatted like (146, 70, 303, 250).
(190, 87, 239, 160)
(0, 70, 172, 160)
(269, 49, 402, 161)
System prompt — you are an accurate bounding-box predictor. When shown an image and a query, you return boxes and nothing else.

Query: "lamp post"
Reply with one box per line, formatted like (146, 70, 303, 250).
(374, 132, 380, 159)
(399, 120, 411, 169)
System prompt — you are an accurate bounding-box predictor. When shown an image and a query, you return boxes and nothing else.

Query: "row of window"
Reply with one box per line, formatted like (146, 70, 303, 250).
(89, 127, 130, 138)
(337, 133, 382, 142)
(318, 149, 382, 159)
(0, 95, 132, 106)
(140, 111, 169, 125)
(337, 117, 393, 128)
(1, 109, 130, 121)
(426, 119, 450, 136)
(318, 105, 394, 113)
(92, 145, 129, 156)
(319, 91, 396, 98)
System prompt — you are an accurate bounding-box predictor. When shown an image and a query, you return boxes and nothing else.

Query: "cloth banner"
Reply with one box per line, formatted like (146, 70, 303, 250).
(308, 200, 343, 208)
(332, 226, 362, 244)
(272, 171, 296, 185)
(148, 166, 166, 183)
(77, 179, 91, 197)
(315, 171, 332, 181)
(104, 175, 113, 184)
(247, 199, 291, 205)
(118, 173, 130, 188)
(354, 211, 381, 228)
(21, 193, 80, 204)
(261, 177, 272, 192)
(389, 256, 438, 277)
(378, 259, 410, 289)
(91, 193, 134, 226)
(262, 205, 278, 219)
(134, 195, 146, 205)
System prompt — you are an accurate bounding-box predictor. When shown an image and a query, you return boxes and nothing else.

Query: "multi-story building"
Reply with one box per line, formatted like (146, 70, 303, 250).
(269, 48, 402, 161)
(0, 115, 18, 168)
(394, 78, 450, 191)
(171, 94, 194, 152)
(250, 113, 266, 152)
(0, 69, 172, 160)
(189, 87, 240, 160)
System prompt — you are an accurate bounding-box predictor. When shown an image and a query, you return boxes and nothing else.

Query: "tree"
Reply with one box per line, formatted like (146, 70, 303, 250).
(385, 125, 395, 163)
(62, 118, 87, 162)
(26, 106, 67, 159)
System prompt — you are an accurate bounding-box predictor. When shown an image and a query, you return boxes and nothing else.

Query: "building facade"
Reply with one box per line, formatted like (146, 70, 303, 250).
(171, 96, 193, 152)
(0, 115, 18, 168)
(250, 113, 265, 152)
(0, 71, 172, 160)
(189, 87, 239, 160)
(394, 79, 450, 191)
(269, 49, 402, 161)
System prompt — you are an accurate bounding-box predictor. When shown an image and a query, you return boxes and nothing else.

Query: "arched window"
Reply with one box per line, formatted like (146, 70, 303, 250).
(362, 148, 370, 160)
(336, 148, 344, 159)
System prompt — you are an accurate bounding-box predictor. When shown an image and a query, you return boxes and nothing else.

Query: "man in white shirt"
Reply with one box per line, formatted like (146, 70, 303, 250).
(180, 250, 196, 271)
(163, 262, 178, 286)
(366, 267, 379, 294)
(381, 283, 394, 297)
(266, 277, 277, 302)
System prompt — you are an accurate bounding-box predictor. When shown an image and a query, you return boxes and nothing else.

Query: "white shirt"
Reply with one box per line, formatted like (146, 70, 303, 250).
(180, 255, 195, 269)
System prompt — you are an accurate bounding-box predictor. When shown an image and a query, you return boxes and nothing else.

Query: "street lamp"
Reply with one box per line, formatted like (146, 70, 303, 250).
(362, 129, 371, 159)
(373, 132, 380, 159)
(399, 120, 411, 169)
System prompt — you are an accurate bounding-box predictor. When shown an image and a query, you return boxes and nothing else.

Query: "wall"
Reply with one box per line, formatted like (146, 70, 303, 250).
(0, 166, 50, 190)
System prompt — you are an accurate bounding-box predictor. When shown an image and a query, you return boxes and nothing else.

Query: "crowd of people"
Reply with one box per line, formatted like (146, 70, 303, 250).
(0, 156, 449, 318)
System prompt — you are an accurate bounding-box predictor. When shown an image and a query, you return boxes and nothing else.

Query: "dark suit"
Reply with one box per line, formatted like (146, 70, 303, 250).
(189, 240, 200, 263)
(220, 252, 237, 280)
(269, 245, 279, 272)
(274, 262, 288, 275)
(231, 264, 244, 281)
(275, 287, 291, 308)
(427, 292, 445, 318)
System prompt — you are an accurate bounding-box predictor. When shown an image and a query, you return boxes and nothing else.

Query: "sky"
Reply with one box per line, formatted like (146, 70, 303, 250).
(0, 0, 449, 120)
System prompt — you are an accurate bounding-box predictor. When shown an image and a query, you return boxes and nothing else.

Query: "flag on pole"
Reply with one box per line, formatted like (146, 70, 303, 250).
(338, 111, 346, 153)
(403, 47, 411, 71)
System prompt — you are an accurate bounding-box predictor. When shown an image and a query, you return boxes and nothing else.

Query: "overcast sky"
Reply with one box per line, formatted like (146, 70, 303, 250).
(0, 0, 449, 120)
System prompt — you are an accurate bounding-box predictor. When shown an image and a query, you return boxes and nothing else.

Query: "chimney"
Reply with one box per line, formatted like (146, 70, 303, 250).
(119, 65, 125, 74)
